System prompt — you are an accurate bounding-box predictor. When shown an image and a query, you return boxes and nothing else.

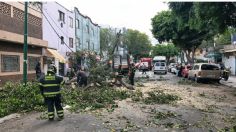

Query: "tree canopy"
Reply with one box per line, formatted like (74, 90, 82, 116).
(151, 9, 207, 63)
(152, 44, 179, 64)
(123, 29, 152, 60)
(100, 28, 117, 57)
(191, 2, 236, 33)
(151, 2, 236, 63)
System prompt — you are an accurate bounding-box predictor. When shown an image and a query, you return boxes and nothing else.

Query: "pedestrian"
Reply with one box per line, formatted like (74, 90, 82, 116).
(178, 65, 183, 77)
(35, 61, 41, 80)
(141, 63, 146, 74)
(39, 66, 65, 121)
(66, 68, 75, 80)
(128, 63, 135, 86)
(77, 67, 88, 87)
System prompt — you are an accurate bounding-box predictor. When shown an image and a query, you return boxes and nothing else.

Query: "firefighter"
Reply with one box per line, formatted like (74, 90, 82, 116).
(39, 66, 65, 121)
(49, 61, 57, 74)
(128, 63, 135, 86)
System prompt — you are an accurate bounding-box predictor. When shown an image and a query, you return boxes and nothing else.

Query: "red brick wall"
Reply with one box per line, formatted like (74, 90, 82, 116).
(0, 2, 42, 39)
(0, 73, 36, 86)
(0, 41, 42, 55)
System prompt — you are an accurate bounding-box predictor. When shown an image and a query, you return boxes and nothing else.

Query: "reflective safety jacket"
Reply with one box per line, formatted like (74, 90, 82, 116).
(39, 74, 64, 97)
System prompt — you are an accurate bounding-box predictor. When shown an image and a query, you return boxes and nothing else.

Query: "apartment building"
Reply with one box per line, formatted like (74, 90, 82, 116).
(74, 7, 100, 53)
(0, 2, 48, 85)
(42, 2, 75, 75)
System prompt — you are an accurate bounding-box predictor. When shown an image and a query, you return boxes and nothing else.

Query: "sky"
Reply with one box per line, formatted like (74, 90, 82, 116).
(59, 0, 169, 44)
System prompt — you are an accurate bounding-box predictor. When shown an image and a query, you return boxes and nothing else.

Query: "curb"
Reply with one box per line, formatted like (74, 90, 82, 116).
(220, 81, 236, 89)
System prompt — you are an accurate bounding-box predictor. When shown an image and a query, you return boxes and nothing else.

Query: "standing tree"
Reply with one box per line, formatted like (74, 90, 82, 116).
(152, 44, 179, 64)
(100, 28, 117, 59)
(123, 29, 152, 61)
(192, 2, 236, 34)
(152, 2, 214, 64)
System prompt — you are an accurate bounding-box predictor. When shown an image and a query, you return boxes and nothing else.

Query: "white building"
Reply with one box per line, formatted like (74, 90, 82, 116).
(42, 2, 75, 75)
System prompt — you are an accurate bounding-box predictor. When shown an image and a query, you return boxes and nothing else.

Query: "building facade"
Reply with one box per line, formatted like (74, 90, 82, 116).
(0, 2, 47, 85)
(42, 2, 75, 75)
(42, 2, 100, 75)
(222, 44, 236, 75)
(74, 8, 100, 53)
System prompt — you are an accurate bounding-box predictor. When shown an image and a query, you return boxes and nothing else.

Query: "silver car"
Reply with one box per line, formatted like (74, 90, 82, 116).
(154, 62, 167, 74)
(188, 63, 221, 83)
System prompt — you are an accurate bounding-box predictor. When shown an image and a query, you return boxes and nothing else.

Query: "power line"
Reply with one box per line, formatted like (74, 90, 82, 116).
(43, 8, 72, 40)
(36, 3, 74, 53)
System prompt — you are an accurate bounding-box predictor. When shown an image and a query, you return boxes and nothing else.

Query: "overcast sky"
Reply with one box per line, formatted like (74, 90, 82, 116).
(59, 0, 169, 44)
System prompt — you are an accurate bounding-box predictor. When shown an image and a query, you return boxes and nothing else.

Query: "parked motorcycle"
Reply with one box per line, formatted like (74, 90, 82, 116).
(221, 67, 231, 81)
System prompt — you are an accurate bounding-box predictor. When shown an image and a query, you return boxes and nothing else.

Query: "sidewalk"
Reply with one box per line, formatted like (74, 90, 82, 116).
(220, 76, 236, 88)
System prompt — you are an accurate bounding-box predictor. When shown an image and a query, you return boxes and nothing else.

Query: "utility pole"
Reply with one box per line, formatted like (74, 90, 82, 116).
(23, 2, 28, 84)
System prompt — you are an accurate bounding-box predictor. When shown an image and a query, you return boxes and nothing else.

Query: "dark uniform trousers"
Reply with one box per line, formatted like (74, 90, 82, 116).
(129, 67, 135, 85)
(39, 74, 64, 120)
(45, 94, 64, 119)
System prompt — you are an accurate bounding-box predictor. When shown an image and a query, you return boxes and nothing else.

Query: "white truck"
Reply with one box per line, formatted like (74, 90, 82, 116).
(153, 56, 167, 74)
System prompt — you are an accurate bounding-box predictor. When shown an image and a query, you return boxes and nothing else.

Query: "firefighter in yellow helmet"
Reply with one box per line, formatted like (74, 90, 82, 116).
(39, 66, 65, 121)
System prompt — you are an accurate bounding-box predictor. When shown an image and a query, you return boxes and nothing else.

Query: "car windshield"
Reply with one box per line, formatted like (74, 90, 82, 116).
(155, 63, 160, 66)
(201, 64, 219, 70)
(161, 63, 165, 66)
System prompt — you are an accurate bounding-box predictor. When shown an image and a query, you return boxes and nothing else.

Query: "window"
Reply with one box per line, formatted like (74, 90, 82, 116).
(86, 25, 89, 34)
(92, 42, 94, 50)
(28, 56, 40, 71)
(76, 19, 80, 29)
(201, 64, 219, 70)
(69, 17, 73, 28)
(86, 41, 90, 49)
(58, 10, 65, 22)
(155, 62, 160, 66)
(194, 65, 199, 70)
(161, 63, 165, 66)
(92, 28, 94, 36)
(76, 37, 80, 47)
(61, 36, 64, 44)
(69, 38, 73, 48)
(1, 55, 20, 72)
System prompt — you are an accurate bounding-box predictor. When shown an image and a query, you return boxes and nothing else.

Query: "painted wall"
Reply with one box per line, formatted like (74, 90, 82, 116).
(74, 8, 100, 53)
(222, 55, 236, 75)
(42, 2, 75, 57)
(42, 2, 75, 75)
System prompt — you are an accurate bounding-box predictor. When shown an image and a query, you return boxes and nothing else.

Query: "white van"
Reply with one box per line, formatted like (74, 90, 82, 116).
(154, 62, 167, 74)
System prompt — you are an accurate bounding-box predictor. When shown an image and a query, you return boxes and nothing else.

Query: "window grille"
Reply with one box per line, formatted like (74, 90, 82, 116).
(1, 55, 20, 72)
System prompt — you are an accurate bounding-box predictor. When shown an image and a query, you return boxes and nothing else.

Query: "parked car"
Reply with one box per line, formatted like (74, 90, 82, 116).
(181, 65, 192, 78)
(168, 63, 176, 72)
(154, 62, 167, 74)
(171, 66, 177, 74)
(188, 63, 221, 83)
